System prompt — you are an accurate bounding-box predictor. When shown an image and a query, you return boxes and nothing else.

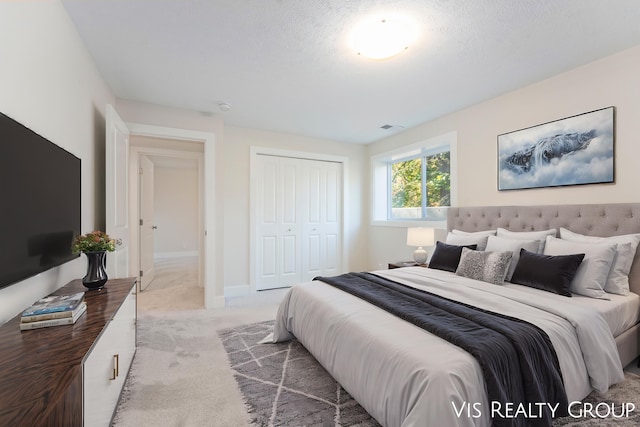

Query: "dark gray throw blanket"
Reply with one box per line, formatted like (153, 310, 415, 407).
(314, 272, 568, 427)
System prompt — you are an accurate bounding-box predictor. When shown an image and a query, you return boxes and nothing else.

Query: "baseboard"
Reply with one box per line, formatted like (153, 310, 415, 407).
(211, 295, 226, 309)
(155, 251, 199, 259)
(224, 285, 251, 297)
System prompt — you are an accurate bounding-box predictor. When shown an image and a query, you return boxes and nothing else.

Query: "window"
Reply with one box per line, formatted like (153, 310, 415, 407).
(372, 132, 456, 225)
(390, 150, 450, 220)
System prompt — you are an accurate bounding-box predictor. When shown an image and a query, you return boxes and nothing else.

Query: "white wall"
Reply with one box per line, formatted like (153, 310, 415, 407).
(0, 1, 115, 323)
(223, 126, 368, 290)
(367, 44, 640, 270)
(154, 166, 200, 257)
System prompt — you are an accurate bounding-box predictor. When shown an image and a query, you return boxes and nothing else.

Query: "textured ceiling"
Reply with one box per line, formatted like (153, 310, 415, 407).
(61, 0, 640, 144)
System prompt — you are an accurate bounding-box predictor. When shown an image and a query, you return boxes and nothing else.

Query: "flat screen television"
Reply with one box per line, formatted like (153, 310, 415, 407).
(0, 112, 81, 290)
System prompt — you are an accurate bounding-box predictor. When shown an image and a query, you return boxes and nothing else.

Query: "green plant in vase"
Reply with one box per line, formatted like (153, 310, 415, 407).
(72, 231, 116, 290)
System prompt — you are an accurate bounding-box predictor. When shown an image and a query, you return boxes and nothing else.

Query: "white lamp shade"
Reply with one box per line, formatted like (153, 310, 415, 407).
(406, 227, 435, 247)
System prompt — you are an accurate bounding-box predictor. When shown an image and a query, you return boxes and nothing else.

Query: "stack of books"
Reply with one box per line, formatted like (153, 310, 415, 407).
(20, 292, 87, 331)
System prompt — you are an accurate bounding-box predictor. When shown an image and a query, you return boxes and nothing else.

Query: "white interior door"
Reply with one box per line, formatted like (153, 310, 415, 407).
(302, 159, 342, 282)
(105, 104, 130, 278)
(255, 155, 303, 290)
(139, 155, 155, 290)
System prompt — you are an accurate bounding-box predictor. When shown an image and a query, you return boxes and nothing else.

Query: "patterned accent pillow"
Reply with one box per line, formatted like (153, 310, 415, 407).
(455, 248, 513, 285)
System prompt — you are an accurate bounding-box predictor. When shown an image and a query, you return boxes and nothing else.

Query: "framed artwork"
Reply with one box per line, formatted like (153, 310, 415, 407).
(498, 107, 614, 191)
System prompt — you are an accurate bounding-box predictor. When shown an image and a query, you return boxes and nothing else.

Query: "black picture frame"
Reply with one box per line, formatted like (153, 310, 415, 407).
(497, 106, 614, 191)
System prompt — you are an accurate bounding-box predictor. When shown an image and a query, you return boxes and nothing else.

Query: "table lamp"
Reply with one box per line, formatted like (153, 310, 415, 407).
(406, 227, 435, 264)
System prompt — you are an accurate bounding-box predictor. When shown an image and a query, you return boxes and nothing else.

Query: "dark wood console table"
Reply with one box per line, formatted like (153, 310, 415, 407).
(0, 277, 136, 426)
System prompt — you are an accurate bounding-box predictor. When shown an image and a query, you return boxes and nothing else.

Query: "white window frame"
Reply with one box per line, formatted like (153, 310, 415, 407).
(371, 131, 457, 228)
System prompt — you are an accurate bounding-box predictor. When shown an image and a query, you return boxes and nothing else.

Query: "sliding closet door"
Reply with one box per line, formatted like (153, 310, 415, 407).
(254, 154, 343, 290)
(255, 155, 303, 290)
(302, 159, 343, 282)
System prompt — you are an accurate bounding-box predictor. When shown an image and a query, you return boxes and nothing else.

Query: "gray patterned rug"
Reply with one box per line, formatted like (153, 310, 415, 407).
(220, 321, 640, 427)
(218, 321, 379, 426)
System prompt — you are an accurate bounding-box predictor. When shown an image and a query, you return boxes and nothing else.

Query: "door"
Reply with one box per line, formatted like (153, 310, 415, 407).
(105, 105, 130, 278)
(302, 160, 342, 282)
(139, 155, 155, 290)
(255, 155, 303, 290)
(255, 155, 343, 290)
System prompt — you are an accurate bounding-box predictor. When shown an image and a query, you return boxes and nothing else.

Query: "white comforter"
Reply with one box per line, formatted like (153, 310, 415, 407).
(269, 267, 624, 427)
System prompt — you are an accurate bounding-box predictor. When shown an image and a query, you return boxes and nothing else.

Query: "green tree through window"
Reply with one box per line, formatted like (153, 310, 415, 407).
(390, 151, 450, 219)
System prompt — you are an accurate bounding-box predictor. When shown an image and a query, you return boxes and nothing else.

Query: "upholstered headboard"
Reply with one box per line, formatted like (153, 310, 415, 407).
(447, 203, 640, 295)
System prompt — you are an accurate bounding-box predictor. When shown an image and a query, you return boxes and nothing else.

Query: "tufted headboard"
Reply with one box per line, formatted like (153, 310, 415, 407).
(448, 203, 640, 295)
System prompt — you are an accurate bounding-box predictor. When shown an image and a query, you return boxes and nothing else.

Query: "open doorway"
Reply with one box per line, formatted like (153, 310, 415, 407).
(130, 135, 205, 311)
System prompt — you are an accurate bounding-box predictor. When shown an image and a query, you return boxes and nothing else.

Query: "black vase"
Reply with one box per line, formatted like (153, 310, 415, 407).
(82, 251, 108, 290)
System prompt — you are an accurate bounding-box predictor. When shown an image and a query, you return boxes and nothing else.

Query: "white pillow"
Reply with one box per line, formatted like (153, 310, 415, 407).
(559, 228, 640, 295)
(496, 228, 557, 253)
(543, 236, 617, 299)
(451, 229, 497, 236)
(446, 232, 489, 251)
(485, 235, 539, 281)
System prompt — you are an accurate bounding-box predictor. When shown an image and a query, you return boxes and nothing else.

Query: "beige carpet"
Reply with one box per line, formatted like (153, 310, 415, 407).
(113, 256, 289, 426)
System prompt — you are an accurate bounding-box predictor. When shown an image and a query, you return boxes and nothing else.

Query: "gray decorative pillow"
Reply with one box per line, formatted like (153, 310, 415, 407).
(455, 248, 513, 285)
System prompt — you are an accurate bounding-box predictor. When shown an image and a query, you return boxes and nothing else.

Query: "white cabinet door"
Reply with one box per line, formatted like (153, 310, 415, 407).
(302, 160, 342, 282)
(83, 288, 136, 426)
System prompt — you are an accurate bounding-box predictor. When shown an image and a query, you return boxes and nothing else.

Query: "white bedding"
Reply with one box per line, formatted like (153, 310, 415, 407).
(501, 282, 640, 337)
(269, 267, 625, 427)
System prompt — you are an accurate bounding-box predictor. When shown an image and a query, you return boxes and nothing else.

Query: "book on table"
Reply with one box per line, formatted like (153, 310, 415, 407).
(19, 302, 87, 331)
(21, 292, 85, 321)
(21, 298, 88, 323)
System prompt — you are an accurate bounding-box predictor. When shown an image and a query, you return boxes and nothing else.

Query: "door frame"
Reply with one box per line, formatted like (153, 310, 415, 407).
(127, 123, 221, 308)
(249, 146, 349, 293)
(130, 147, 204, 292)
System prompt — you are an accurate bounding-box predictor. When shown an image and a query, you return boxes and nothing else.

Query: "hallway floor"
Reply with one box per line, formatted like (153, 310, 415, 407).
(138, 256, 204, 312)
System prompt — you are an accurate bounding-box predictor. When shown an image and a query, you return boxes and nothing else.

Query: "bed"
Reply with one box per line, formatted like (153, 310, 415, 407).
(268, 203, 640, 427)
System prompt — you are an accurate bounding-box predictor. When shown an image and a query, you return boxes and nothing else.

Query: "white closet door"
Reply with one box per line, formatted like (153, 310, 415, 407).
(302, 160, 342, 282)
(255, 155, 303, 290)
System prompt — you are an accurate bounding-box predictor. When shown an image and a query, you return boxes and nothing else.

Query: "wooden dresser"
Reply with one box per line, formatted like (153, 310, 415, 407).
(0, 278, 136, 427)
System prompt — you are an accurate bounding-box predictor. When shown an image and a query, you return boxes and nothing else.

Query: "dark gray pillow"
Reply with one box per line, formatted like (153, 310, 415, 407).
(428, 241, 478, 273)
(510, 249, 585, 297)
(455, 248, 513, 285)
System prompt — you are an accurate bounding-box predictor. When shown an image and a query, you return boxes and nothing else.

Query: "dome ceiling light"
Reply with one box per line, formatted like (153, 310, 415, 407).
(352, 17, 414, 60)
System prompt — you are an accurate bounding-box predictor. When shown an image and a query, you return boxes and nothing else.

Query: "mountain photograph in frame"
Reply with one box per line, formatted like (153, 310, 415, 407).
(498, 107, 614, 190)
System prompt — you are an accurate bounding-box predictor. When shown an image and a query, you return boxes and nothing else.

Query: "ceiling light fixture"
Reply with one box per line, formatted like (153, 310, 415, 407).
(352, 17, 413, 60)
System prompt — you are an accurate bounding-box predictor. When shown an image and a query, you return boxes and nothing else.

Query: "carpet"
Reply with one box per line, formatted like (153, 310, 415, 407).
(218, 321, 380, 426)
(220, 321, 640, 427)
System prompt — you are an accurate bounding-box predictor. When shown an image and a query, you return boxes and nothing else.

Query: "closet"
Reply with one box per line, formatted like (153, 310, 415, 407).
(255, 154, 343, 290)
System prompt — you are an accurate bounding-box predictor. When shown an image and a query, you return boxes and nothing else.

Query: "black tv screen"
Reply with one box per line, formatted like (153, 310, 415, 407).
(0, 112, 81, 290)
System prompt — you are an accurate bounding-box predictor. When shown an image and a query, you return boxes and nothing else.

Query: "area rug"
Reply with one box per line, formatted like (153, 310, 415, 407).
(218, 321, 380, 426)
(220, 321, 640, 427)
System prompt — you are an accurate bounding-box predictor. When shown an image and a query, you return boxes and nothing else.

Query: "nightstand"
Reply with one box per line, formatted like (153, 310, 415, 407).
(388, 261, 428, 269)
